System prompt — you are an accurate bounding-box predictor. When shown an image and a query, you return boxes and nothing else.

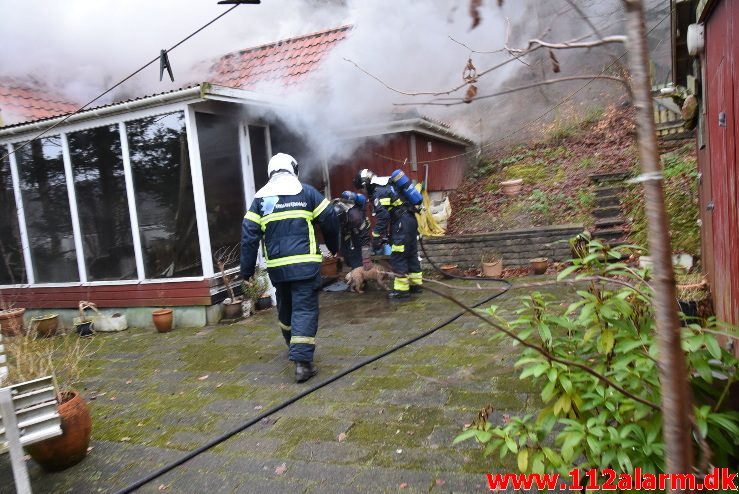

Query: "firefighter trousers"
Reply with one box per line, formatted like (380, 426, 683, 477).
(274, 273, 321, 362)
(390, 211, 422, 292)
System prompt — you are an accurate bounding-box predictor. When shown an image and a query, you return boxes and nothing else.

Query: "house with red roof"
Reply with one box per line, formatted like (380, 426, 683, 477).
(0, 26, 472, 327)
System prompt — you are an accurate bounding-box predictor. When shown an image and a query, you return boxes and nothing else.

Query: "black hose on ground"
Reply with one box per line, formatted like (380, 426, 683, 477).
(112, 236, 511, 494)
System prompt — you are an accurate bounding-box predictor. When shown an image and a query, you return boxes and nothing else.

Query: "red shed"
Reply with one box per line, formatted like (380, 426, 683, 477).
(673, 0, 739, 346)
(330, 112, 473, 196)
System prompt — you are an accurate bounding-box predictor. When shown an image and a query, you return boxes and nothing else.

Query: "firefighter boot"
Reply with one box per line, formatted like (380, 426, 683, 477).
(386, 290, 410, 300)
(295, 361, 318, 383)
(409, 286, 423, 294)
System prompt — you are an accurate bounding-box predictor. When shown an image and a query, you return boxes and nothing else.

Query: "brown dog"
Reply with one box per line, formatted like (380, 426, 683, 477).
(345, 266, 390, 293)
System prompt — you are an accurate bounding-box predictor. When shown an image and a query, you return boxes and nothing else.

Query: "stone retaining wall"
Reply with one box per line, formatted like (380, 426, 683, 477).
(420, 224, 585, 269)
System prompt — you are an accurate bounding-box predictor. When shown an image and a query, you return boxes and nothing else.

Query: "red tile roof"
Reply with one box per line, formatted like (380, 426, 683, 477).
(0, 80, 79, 127)
(207, 25, 351, 90)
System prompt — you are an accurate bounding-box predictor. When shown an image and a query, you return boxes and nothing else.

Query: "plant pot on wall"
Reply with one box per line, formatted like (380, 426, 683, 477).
(481, 254, 503, 278)
(25, 390, 92, 472)
(0, 307, 26, 337)
(31, 314, 59, 338)
(152, 309, 174, 333)
(499, 179, 523, 196)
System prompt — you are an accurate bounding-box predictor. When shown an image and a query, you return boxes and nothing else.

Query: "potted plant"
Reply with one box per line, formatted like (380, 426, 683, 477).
(676, 273, 713, 325)
(152, 308, 174, 333)
(529, 257, 549, 275)
(0, 290, 26, 337)
(440, 263, 459, 278)
(481, 252, 503, 277)
(3, 330, 94, 471)
(214, 244, 243, 320)
(241, 268, 268, 317)
(30, 313, 59, 338)
(73, 301, 97, 337)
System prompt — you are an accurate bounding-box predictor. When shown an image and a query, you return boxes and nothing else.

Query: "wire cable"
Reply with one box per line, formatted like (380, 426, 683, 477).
(0, 3, 242, 162)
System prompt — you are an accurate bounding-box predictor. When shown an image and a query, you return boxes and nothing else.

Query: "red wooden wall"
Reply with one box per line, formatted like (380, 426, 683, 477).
(701, 0, 739, 328)
(330, 132, 469, 196)
(0, 280, 212, 309)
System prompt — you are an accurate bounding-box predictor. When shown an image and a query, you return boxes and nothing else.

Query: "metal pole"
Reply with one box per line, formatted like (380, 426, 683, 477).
(0, 388, 32, 494)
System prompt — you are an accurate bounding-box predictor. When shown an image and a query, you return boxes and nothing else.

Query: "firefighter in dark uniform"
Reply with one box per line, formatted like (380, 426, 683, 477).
(241, 153, 340, 383)
(338, 191, 372, 270)
(353, 169, 423, 299)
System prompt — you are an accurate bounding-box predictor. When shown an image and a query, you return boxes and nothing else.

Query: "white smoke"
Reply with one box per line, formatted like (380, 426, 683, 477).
(0, 0, 670, 155)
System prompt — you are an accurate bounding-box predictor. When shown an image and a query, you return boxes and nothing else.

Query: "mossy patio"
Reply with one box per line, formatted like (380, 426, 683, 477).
(0, 279, 570, 494)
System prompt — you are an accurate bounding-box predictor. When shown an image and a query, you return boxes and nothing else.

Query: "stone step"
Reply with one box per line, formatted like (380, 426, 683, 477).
(595, 217, 626, 229)
(593, 227, 626, 242)
(596, 195, 621, 208)
(595, 186, 625, 198)
(589, 171, 631, 185)
(593, 206, 622, 219)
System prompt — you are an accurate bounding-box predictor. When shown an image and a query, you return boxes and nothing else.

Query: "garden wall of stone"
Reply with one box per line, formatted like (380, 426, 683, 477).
(420, 224, 585, 269)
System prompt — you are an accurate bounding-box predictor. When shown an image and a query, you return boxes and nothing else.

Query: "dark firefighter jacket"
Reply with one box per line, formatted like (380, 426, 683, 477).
(241, 184, 340, 283)
(371, 183, 408, 240)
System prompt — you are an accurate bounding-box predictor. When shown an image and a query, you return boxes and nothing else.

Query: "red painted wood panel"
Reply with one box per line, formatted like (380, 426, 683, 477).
(414, 135, 469, 191)
(330, 132, 468, 195)
(704, 0, 738, 326)
(0, 280, 212, 308)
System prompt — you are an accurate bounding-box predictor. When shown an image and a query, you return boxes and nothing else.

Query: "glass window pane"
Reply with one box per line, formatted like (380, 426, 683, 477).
(249, 126, 269, 191)
(67, 125, 137, 281)
(0, 152, 26, 284)
(126, 112, 202, 278)
(197, 113, 244, 270)
(15, 137, 79, 283)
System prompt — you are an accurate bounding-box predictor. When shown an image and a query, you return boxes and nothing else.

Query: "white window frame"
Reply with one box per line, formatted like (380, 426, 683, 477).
(0, 101, 219, 288)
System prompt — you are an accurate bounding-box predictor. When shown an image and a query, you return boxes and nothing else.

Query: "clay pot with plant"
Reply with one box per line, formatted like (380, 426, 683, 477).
(481, 252, 503, 278)
(4, 331, 95, 471)
(74, 301, 98, 337)
(214, 244, 243, 320)
(676, 273, 713, 325)
(242, 268, 268, 317)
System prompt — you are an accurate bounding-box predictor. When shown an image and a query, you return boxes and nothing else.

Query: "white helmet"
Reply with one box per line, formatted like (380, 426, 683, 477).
(268, 153, 299, 178)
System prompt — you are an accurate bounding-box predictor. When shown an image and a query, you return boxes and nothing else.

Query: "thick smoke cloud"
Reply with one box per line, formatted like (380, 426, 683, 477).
(0, 0, 669, 157)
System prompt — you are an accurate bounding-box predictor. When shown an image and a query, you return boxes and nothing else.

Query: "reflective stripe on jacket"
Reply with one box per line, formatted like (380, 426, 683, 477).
(241, 184, 340, 283)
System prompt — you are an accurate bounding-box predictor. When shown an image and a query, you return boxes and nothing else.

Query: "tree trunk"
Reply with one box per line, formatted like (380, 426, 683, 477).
(622, 0, 693, 483)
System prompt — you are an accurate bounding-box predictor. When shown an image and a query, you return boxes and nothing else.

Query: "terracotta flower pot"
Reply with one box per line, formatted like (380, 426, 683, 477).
(481, 259, 503, 277)
(320, 257, 339, 277)
(223, 299, 243, 319)
(152, 309, 174, 333)
(31, 314, 59, 338)
(530, 257, 549, 275)
(25, 390, 92, 472)
(0, 307, 26, 337)
(500, 179, 523, 196)
(440, 264, 459, 278)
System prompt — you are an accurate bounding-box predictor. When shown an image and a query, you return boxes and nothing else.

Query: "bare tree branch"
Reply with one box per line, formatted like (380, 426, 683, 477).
(394, 74, 628, 107)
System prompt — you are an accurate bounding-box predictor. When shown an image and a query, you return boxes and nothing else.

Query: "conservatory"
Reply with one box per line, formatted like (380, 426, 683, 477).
(0, 84, 321, 325)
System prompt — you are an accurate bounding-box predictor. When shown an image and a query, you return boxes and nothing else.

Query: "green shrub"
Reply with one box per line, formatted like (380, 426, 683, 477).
(455, 240, 739, 474)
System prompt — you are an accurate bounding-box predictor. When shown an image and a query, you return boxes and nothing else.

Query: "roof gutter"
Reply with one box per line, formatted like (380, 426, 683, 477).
(0, 85, 205, 138)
